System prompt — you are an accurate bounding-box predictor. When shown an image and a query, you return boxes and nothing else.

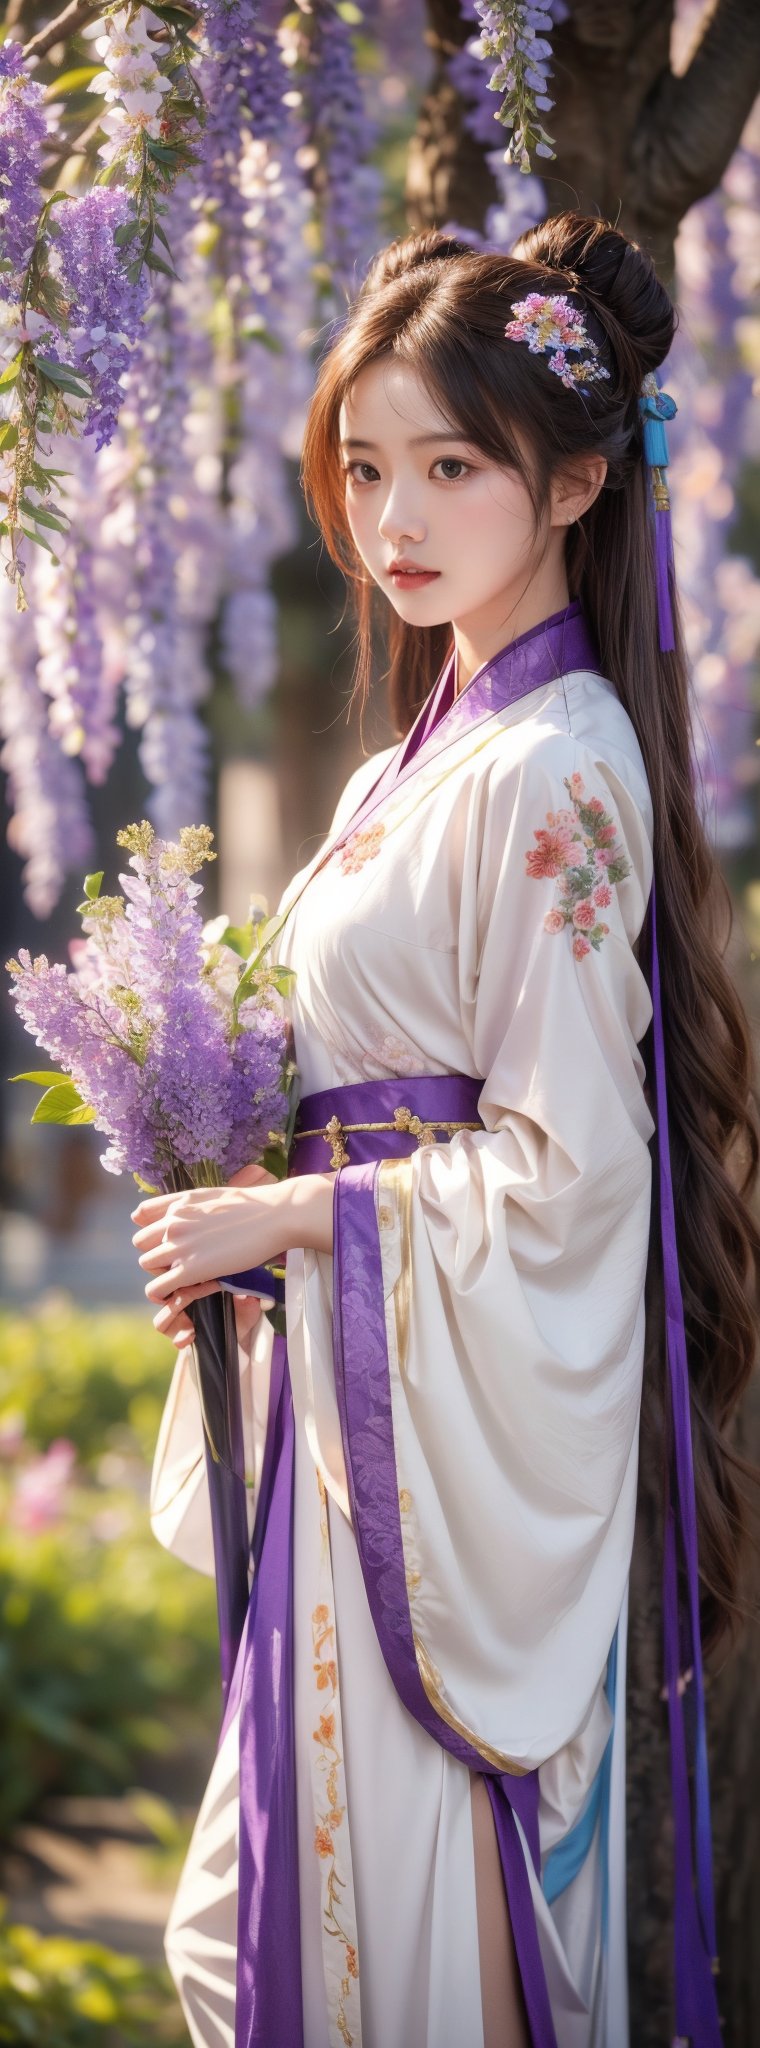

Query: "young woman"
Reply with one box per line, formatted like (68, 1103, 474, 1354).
(133, 210, 758, 2048)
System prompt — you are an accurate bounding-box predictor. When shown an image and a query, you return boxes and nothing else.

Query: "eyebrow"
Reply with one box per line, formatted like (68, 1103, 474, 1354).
(341, 432, 468, 450)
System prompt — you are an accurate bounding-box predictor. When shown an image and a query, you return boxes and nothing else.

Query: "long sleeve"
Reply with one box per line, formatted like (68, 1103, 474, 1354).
(344, 728, 655, 1771)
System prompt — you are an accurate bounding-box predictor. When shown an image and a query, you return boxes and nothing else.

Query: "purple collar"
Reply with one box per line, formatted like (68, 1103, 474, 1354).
(279, 601, 603, 921)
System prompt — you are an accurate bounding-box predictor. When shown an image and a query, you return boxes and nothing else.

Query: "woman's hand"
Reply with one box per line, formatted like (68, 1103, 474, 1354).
(131, 1165, 334, 1348)
(133, 1162, 277, 1350)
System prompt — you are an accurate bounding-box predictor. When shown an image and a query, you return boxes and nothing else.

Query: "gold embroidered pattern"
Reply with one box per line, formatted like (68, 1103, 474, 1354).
(311, 1601, 360, 2043)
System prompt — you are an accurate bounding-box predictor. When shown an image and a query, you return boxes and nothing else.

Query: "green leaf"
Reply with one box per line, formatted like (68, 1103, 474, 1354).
(0, 422, 17, 451)
(21, 524, 56, 555)
(33, 356, 92, 398)
(223, 921, 255, 959)
(19, 499, 70, 534)
(145, 139, 182, 165)
(46, 65, 102, 95)
(114, 218, 142, 247)
(31, 1082, 96, 1126)
(0, 353, 21, 389)
(144, 248, 180, 280)
(84, 870, 104, 901)
(10, 1070, 67, 1087)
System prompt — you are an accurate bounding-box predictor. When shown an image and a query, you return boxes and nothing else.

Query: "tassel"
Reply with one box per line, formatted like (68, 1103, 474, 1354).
(639, 375, 678, 654)
(654, 478, 676, 653)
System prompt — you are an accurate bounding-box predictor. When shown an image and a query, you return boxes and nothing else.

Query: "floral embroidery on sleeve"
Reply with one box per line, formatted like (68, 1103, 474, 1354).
(336, 821, 385, 874)
(525, 770, 632, 960)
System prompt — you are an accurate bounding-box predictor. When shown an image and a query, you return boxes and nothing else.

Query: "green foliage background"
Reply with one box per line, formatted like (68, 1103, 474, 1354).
(0, 1304, 220, 2043)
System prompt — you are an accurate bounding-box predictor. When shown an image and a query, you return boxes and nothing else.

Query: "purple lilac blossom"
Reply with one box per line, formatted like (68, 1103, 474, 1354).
(53, 188, 150, 448)
(225, 995, 289, 1176)
(0, 44, 46, 295)
(9, 826, 290, 1180)
(8, 948, 159, 1178)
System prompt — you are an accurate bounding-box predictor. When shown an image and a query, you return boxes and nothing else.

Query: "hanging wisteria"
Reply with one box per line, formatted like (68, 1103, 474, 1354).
(0, 0, 383, 908)
(0, 0, 757, 916)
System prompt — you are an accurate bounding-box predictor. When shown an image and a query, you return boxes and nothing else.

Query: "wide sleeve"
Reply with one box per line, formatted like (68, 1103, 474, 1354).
(335, 731, 655, 1772)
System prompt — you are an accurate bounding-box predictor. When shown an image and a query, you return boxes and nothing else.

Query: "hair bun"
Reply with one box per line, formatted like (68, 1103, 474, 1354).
(511, 210, 676, 383)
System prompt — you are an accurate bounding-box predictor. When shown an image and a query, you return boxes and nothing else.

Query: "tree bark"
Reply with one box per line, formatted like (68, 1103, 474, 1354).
(406, 0, 760, 281)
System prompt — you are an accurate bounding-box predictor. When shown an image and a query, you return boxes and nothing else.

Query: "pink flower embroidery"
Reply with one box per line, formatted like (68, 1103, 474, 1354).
(525, 773, 632, 957)
(572, 898, 597, 930)
(524, 822, 580, 879)
(337, 820, 385, 874)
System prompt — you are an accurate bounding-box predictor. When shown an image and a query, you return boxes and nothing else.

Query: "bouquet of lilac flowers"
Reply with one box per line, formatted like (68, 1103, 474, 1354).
(7, 820, 298, 1470)
(8, 820, 299, 1694)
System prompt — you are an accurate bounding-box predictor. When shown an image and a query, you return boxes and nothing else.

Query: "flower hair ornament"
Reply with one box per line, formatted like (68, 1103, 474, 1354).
(503, 291, 611, 392)
(503, 292, 679, 653)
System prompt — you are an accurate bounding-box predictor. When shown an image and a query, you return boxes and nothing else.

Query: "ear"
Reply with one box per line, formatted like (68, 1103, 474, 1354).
(549, 454, 608, 528)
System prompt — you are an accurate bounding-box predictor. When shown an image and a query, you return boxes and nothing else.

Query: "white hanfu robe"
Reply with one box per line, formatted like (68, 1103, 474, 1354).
(150, 648, 655, 2048)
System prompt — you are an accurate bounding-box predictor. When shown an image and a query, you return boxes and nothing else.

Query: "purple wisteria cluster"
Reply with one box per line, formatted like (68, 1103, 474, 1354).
(53, 189, 151, 449)
(8, 821, 293, 1185)
(0, 589, 94, 918)
(301, 0, 384, 299)
(450, 0, 566, 170)
(0, 42, 47, 293)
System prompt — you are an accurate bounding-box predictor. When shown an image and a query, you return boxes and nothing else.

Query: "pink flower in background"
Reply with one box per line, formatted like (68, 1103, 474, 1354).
(543, 907, 565, 933)
(0, 1412, 25, 1459)
(586, 796, 605, 816)
(572, 933, 591, 960)
(593, 883, 612, 907)
(10, 1438, 77, 1533)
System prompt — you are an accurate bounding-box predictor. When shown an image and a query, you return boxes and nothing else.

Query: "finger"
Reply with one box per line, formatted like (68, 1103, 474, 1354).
(138, 1245, 179, 1272)
(154, 1303, 195, 1345)
(145, 1264, 185, 1304)
(171, 1279, 220, 1308)
(131, 1192, 175, 1222)
(132, 1219, 175, 1251)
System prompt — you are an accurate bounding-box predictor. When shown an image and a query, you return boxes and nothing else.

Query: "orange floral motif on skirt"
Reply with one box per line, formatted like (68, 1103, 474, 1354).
(525, 770, 631, 960)
(311, 1602, 360, 2044)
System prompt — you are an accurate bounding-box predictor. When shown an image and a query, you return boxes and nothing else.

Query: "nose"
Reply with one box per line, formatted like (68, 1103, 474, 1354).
(378, 484, 426, 550)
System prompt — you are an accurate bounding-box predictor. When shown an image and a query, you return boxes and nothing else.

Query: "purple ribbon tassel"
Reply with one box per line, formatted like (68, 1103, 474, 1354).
(650, 879, 721, 2045)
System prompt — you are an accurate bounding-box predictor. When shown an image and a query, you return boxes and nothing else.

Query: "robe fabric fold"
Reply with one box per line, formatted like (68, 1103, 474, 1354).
(151, 600, 720, 2048)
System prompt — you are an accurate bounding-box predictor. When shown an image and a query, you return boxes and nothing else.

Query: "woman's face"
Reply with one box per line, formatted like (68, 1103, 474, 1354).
(338, 358, 545, 641)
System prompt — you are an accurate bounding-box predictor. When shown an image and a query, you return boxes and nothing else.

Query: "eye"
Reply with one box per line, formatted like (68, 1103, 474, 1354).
(343, 457, 472, 487)
(433, 458, 471, 483)
(343, 461, 378, 486)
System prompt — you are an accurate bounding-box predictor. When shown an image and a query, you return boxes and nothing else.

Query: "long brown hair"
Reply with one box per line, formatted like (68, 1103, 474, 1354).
(300, 209, 759, 1654)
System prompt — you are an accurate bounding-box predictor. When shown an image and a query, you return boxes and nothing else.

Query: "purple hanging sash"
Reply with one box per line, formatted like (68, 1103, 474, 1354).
(206, 600, 719, 2046)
